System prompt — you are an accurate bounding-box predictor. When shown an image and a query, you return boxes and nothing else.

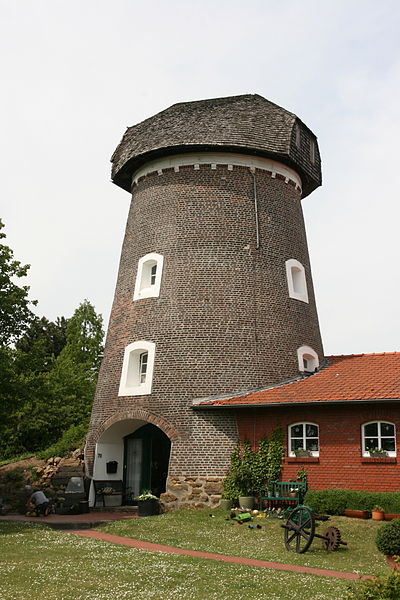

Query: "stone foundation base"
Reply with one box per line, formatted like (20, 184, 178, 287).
(160, 476, 224, 510)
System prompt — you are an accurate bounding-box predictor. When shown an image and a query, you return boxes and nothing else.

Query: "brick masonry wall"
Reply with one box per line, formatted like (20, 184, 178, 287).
(236, 404, 400, 491)
(86, 159, 324, 499)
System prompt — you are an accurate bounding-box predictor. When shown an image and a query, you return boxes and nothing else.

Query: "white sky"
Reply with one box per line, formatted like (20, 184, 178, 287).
(1, 0, 399, 356)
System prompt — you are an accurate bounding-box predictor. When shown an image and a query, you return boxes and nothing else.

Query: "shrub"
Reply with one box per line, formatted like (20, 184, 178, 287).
(36, 423, 88, 460)
(2, 470, 24, 484)
(346, 572, 400, 600)
(304, 489, 400, 515)
(304, 489, 351, 515)
(223, 429, 284, 498)
(222, 472, 240, 500)
(376, 519, 400, 556)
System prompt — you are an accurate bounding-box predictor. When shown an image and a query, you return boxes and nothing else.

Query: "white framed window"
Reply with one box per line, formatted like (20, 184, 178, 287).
(362, 422, 396, 457)
(133, 253, 164, 301)
(297, 345, 319, 373)
(139, 352, 148, 384)
(285, 259, 308, 303)
(289, 422, 319, 457)
(118, 340, 156, 396)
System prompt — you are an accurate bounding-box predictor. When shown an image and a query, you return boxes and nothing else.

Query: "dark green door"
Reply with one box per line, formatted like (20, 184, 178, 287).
(124, 424, 170, 503)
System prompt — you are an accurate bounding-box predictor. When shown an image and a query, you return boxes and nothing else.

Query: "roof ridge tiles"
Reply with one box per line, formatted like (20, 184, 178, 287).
(327, 352, 400, 358)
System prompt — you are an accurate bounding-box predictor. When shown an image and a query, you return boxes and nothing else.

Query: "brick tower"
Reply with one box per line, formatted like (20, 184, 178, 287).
(86, 94, 323, 509)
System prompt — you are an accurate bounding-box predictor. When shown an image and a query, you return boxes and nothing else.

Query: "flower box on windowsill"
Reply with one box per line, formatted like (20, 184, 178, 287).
(287, 457, 319, 464)
(361, 457, 397, 464)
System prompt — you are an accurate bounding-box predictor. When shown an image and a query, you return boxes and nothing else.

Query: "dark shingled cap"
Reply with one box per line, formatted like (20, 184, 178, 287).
(111, 94, 321, 198)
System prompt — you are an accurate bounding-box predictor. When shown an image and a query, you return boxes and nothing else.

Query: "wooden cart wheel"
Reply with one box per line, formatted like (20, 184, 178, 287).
(283, 505, 315, 554)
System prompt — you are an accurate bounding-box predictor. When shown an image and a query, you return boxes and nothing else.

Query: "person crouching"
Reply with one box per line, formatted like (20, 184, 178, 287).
(26, 489, 51, 516)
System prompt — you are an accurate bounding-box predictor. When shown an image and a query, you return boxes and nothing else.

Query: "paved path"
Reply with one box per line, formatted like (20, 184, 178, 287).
(71, 529, 373, 581)
(0, 512, 137, 529)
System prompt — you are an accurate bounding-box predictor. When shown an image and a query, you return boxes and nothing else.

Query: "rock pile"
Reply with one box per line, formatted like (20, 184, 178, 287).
(35, 450, 84, 489)
(0, 450, 85, 513)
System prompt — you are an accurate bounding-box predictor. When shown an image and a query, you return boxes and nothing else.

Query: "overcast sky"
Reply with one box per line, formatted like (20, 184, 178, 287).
(1, 0, 399, 356)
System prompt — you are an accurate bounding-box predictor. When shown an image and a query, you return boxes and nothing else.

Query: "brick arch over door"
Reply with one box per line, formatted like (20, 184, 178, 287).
(94, 409, 182, 445)
(85, 409, 183, 477)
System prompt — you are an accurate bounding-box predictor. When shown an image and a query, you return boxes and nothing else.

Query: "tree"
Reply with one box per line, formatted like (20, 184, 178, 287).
(0, 219, 38, 457)
(0, 219, 36, 346)
(0, 223, 105, 459)
(58, 299, 103, 376)
(0, 299, 104, 460)
(48, 300, 103, 424)
(16, 316, 68, 360)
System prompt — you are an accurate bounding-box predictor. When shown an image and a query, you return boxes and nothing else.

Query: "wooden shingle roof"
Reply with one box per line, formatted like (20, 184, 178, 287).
(111, 94, 321, 197)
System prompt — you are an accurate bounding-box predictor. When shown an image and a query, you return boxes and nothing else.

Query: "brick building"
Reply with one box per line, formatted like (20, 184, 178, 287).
(86, 94, 400, 508)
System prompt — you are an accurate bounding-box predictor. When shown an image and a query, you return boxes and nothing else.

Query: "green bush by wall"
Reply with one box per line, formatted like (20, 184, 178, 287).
(304, 489, 400, 515)
(376, 519, 400, 556)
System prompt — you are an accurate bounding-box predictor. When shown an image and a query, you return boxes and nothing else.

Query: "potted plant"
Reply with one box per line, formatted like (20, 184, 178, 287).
(54, 496, 66, 515)
(294, 448, 312, 458)
(225, 443, 257, 510)
(265, 485, 274, 498)
(369, 447, 389, 458)
(385, 513, 400, 521)
(344, 508, 371, 519)
(223, 433, 284, 511)
(220, 497, 233, 510)
(221, 473, 239, 510)
(376, 518, 400, 570)
(135, 490, 160, 516)
(236, 453, 258, 509)
(372, 504, 385, 521)
(289, 487, 299, 498)
(237, 469, 256, 509)
(296, 467, 308, 483)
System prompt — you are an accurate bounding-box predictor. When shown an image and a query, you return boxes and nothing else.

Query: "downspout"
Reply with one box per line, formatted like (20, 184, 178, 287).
(252, 170, 260, 249)
(251, 168, 260, 388)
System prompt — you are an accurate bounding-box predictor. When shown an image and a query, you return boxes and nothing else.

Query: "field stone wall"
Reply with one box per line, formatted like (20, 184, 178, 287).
(161, 476, 224, 510)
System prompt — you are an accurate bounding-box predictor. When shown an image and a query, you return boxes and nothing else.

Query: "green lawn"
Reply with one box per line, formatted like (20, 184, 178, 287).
(100, 508, 388, 576)
(0, 511, 390, 600)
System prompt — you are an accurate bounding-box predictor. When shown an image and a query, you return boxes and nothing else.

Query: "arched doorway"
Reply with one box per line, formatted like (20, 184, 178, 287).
(124, 423, 171, 502)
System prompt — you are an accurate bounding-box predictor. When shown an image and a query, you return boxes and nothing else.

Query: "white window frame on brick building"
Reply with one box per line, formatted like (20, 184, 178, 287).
(285, 259, 308, 303)
(297, 345, 319, 373)
(133, 253, 164, 301)
(289, 422, 319, 457)
(118, 340, 156, 396)
(362, 421, 396, 457)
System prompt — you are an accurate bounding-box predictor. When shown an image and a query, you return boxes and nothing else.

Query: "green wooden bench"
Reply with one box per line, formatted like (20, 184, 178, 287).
(258, 481, 307, 510)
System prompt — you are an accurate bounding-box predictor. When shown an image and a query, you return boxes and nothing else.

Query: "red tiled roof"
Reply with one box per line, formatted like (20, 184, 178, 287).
(198, 353, 400, 407)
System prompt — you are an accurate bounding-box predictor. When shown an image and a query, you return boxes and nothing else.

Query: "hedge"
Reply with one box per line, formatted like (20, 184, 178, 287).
(376, 519, 400, 555)
(303, 489, 400, 515)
